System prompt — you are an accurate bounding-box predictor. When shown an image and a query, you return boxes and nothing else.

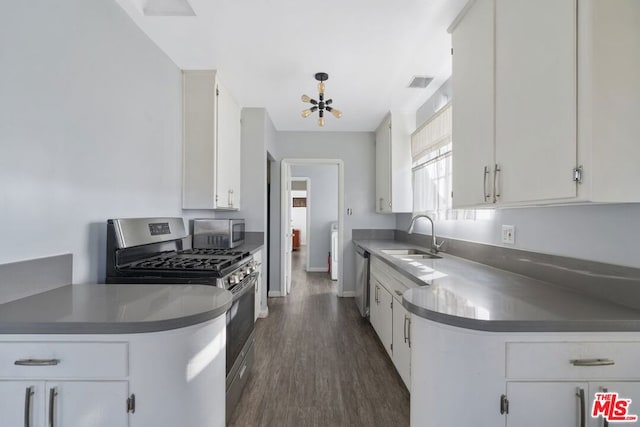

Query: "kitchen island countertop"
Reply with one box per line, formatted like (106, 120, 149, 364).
(0, 284, 232, 334)
(354, 239, 640, 332)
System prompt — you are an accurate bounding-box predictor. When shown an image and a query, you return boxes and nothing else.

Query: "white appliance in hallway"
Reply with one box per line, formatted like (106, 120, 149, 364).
(330, 222, 338, 281)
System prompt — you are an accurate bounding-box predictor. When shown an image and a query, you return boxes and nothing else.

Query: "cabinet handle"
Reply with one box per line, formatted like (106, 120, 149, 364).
(570, 358, 615, 367)
(483, 166, 491, 202)
(375, 285, 378, 304)
(404, 314, 411, 347)
(601, 387, 609, 427)
(228, 189, 234, 207)
(15, 359, 60, 366)
(576, 387, 585, 427)
(493, 164, 501, 202)
(24, 386, 34, 427)
(48, 387, 57, 427)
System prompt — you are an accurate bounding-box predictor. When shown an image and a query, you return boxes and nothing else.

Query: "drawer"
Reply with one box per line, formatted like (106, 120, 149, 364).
(506, 342, 640, 380)
(0, 342, 128, 379)
(371, 257, 417, 301)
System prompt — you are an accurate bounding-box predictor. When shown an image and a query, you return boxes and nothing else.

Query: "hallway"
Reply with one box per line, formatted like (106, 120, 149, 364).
(228, 247, 410, 426)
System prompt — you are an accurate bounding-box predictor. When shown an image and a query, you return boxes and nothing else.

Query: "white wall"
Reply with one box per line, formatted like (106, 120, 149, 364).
(290, 190, 308, 245)
(399, 78, 640, 269)
(291, 165, 339, 270)
(269, 131, 396, 296)
(0, 0, 183, 285)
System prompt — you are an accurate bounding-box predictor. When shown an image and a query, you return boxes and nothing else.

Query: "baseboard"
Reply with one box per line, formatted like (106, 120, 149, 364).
(307, 267, 329, 273)
(341, 291, 355, 297)
(268, 290, 283, 297)
(258, 307, 269, 318)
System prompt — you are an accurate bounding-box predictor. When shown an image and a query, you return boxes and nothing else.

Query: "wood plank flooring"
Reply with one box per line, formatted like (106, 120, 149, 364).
(228, 247, 410, 427)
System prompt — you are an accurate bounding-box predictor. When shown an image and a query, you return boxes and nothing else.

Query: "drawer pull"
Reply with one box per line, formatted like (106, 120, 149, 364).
(15, 359, 60, 367)
(570, 358, 614, 367)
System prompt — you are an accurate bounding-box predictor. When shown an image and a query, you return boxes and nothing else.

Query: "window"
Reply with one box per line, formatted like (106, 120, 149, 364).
(411, 104, 476, 220)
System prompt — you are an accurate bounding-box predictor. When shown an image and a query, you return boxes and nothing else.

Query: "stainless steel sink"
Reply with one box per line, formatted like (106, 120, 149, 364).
(381, 249, 442, 259)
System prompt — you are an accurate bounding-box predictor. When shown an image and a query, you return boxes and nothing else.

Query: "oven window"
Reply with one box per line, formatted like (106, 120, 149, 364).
(226, 279, 255, 374)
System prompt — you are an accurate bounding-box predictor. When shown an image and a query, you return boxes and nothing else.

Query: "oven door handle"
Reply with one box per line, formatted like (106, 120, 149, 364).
(231, 272, 259, 300)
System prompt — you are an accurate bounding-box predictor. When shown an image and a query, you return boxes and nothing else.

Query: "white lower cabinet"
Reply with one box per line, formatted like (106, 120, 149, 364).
(410, 316, 640, 427)
(0, 379, 128, 427)
(369, 257, 413, 389)
(0, 316, 227, 427)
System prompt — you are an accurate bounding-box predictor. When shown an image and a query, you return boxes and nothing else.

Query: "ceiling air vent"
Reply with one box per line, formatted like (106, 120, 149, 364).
(408, 76, 433, 89)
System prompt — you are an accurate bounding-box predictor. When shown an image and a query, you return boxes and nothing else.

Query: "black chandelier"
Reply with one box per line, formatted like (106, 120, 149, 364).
(301, 72, 342, 127)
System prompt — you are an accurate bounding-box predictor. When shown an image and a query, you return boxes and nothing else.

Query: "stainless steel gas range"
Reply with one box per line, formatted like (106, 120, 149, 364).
(105, 217, 256, 419)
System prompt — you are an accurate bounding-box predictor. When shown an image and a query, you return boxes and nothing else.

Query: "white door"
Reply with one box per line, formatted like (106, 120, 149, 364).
(506, 381, 588, 427)
(495, 0, 577, 203)
(0, 381, 45, 427)
(46, 381, 129, 427)
(216, 79, 242, 209)
(451, 0, 496, 208)
(392, 304, 411, 389)
(375, 117, 392, 213)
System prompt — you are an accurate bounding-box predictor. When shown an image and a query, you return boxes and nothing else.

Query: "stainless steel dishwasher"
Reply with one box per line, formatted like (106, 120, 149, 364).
(354, 244, 370, 317)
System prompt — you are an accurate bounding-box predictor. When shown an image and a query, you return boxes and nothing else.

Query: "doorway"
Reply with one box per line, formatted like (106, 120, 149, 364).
(281, 159, 344, 297)
(289, 178, 311, 272)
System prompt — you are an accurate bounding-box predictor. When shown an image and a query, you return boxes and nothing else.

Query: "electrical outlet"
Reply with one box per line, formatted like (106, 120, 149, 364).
(502, 225, 515, 244)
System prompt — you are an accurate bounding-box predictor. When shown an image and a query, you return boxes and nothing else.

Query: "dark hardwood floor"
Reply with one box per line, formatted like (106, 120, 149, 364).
(228, 247, 410, 427)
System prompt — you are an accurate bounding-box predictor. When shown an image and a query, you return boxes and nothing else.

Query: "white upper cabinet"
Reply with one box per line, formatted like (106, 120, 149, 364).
(451, 0, 640, 208)
(183, 70, 241, 210)
(375, 113, 413, 214)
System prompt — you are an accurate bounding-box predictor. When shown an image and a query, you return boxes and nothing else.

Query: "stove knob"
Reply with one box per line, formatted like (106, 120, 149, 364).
(229, 274, 240, 285)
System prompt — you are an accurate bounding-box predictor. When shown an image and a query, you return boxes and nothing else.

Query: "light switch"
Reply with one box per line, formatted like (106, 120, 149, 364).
(501, 225, 515, 244)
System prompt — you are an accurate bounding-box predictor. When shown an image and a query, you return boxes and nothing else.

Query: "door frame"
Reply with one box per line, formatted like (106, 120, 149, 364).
(280, 158, 345, 297)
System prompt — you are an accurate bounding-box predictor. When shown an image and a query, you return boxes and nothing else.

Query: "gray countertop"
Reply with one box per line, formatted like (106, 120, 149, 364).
(354, 239, 640, 332)
(0, 284, 232, 334)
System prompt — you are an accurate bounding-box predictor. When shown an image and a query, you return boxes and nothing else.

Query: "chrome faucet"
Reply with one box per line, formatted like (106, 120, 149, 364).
(407, 214, 445, 253)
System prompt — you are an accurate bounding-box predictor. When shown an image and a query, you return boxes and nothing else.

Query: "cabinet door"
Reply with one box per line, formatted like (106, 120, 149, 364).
(370, 278, 393, 357)
(506, 381, 588, 427)
(451, 0, 496, 208)
(46, 381, 128, 427)
(216, 79, 242, 210)
(182, 71, 217, 209)
(375, 116, 392, 213)
(589, 382, 640, 427)
(392, 302, 411, 389)
(495, 0, 577, 203)
(0, 381, 44, 427)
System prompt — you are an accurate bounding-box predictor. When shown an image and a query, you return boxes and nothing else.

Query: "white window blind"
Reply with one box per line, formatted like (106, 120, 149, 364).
(412, 103, 480, 220)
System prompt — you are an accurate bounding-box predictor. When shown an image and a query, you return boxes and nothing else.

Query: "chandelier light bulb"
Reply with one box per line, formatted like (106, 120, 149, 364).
(317, 82, 325, 94)
(302, 109, 313, 118)
(330, 108, 342, 119)
(301, 94, 311, 103)
(318, 117, 325, 127)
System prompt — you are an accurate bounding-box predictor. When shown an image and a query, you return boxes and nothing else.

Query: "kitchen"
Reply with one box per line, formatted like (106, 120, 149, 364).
(1, 0, 640, 426)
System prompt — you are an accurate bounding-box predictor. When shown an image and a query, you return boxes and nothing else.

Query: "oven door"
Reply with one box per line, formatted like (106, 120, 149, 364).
(226, 271, 256, 376)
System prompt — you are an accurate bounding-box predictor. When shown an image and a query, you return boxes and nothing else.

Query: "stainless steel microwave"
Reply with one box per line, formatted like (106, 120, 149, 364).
(193, 219, 245, 249)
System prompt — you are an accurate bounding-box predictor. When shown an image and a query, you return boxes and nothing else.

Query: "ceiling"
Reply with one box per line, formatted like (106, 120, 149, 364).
(115, 0, 466, 131)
